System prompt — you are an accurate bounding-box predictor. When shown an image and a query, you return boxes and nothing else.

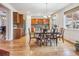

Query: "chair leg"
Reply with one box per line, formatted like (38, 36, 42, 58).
(62, 36, 64, 43)
(36, 39, 40, 46)
(46, 39, 48, 46)
(29, 39, 31, 45)
(56, 39, 58, 46)
(59, 37, 61, 41)
(43, 39, 46, 45)
(36, 39, 38, 44)
(44, 39, 47, 46)
(39, 40, 42, 46)
(50, 39, 52, 46)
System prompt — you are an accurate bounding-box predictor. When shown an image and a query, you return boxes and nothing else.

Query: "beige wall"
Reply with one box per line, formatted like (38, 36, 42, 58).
(52, 3, 79, 42)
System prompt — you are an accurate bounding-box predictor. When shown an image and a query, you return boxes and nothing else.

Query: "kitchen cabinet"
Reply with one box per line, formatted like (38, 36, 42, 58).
(13, 29, 21, 39)
(13, 12, 19, 24)
(19, 14, 24, 25)
(13, 12, 24, 25)
(13, 12, 25, 39)
(13, 28, 24, 39)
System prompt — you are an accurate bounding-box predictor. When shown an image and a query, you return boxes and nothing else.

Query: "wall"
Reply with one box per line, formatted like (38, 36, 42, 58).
(6, 10, 13, 40)
(49, 17, 52, 30)
(26, 15, 31, 34)
(52, 3, 79, 43)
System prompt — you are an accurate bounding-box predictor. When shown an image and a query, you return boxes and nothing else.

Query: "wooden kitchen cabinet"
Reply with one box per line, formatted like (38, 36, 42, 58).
(13, 28, 24, 39)
(13, 12, 19, 24)
(19, 14, 24, 25)
(13, 29, 21, 39)
(13, 12, 24, 24)
(13, 12, 24, 39)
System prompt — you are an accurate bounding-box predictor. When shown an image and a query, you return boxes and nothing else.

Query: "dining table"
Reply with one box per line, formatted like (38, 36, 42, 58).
(34, 31, 61, 46)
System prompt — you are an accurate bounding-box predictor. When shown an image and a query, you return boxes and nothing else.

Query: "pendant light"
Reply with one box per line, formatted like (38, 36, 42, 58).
(43, 3, 48, 18)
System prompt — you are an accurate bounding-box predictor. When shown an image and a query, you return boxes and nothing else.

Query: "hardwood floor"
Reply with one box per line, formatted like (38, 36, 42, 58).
(30, 39, 76, 56)
(0, 36, 79, 56)
(0, 36, 30, 56)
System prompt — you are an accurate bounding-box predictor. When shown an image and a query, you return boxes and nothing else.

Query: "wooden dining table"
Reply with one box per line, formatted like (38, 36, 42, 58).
(34, 31, 61, 46)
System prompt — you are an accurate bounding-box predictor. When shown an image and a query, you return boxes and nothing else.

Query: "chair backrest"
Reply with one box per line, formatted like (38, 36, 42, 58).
(60, 28, 64, 35)
(52, 28, 58, 33)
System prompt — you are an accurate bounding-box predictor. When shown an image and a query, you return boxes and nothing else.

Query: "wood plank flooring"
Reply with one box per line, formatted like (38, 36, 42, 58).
(0, 36, 79, 56)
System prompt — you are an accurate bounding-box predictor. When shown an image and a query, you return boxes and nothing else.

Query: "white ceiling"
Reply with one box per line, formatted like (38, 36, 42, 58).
(0, 4, 8, 16)
(10, 3, 70, 16)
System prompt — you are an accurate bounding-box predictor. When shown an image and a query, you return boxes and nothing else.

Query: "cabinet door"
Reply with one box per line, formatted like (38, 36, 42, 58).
(13, 12, 19, 24)
(19, 14, 23, 25)
(13, 29, 21, 39)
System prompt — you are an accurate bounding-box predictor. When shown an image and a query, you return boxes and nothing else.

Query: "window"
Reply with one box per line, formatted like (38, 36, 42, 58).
(64, 6, 79, 30)
(52, 15, 56, 25)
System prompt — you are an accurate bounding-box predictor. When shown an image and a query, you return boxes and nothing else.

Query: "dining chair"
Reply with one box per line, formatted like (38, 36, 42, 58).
(57, 28, 64, 43)
(50, 29, 58, 46)
(28, 28, 32, 45)
(53, 33, 58, 46)
(35, 33, 42, 46)
(48, 33, 53, 46)
(43, 33, 48, 46)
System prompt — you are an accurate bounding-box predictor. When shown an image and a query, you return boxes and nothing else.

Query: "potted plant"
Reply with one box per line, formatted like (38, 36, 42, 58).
(75, 41, 79, 51)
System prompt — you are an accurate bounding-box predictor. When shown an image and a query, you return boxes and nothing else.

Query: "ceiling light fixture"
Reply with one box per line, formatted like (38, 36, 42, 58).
(43, 3, 48, 18)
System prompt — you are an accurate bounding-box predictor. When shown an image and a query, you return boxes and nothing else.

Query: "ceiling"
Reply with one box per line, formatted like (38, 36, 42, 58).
(10, 3, 70, 16)
(0, 4, 8, 16)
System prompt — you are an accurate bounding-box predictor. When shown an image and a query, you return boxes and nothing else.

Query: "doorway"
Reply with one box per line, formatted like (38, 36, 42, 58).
(0, 4, 9, 40)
